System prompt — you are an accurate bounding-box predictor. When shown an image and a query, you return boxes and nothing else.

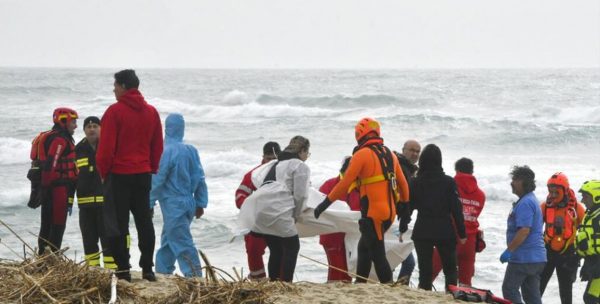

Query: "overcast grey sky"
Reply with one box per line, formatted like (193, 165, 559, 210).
(0, 0, 598, 69)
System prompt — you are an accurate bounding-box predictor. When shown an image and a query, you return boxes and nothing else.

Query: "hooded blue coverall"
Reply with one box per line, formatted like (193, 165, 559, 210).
(150, 113, 208, 277)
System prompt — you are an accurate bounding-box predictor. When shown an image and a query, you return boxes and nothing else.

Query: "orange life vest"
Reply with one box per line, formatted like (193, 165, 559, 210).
(543, 190, 581, 253)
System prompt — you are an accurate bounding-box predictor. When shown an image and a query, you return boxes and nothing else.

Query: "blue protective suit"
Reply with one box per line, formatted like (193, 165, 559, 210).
(150, 113, 208, 277)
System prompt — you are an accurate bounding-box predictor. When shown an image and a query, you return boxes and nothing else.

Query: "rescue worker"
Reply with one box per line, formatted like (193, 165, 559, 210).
(150, 113, 208, 278)
(97, 69, 163, 282)
(37, 108, 78, 254)
(539, 172, 585, 304)
(318, 156, 360, 283)
(575, 180, 600, 304)
(501, 166, 546, 304)
(69, 116, 116, 269)
(408, 144, 467, 291)
(395, 139, 421, 285)
(249, 136, 311, 282)
(235, 141, 281, 280)
(314, 117, 409, 283)
(431, 157, 486, 287)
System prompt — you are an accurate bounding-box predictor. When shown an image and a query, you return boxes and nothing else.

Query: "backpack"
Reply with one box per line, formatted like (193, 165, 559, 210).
(448, 285, 512, 304)
(26, 130, 58, 209)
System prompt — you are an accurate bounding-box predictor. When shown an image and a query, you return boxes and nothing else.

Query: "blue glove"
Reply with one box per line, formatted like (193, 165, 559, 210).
(499, 249, 512, 263)
(67, 206, 73, 216)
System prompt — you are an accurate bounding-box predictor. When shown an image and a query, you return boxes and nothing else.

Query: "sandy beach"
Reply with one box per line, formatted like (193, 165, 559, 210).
(126, 272, 458, 304)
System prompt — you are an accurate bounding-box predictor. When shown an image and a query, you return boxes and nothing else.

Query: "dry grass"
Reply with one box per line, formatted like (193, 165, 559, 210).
(0, 217, 297, 304)
(0, 250, 138, 303)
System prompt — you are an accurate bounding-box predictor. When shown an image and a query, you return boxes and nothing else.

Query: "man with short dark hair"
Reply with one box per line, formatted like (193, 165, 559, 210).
(97, 69, 163, 282)
(432, 157, 485, 286)
(501, 165, 546, 304)
(70, 116, 117, 269)
(235, 141, 281, 280)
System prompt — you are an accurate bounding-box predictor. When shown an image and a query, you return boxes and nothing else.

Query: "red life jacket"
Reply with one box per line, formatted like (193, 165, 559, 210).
(32, 129, 77, 185)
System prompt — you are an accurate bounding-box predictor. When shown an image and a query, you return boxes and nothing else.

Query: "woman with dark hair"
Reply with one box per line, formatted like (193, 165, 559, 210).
(409, 144, 466, 290)
(248, 135, 311, 282)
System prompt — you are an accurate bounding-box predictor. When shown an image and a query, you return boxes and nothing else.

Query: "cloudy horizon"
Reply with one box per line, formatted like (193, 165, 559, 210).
(1, 0, 599, 69)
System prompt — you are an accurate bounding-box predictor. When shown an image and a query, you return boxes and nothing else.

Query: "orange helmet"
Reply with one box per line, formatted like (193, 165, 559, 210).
(547, 172, 569, 205)
(355, 117, 380, 142)
(53, 107, 78, 128)
(547, 172, 569, 189)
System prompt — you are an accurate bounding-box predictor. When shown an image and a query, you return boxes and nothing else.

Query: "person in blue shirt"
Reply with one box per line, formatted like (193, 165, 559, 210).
(501, 165, 547, 304)
(150, 113, 208, 278)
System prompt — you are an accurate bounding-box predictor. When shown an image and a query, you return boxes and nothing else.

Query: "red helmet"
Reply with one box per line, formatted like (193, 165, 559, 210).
(53, 107, 78, 128)
(355, 117, 380, 142)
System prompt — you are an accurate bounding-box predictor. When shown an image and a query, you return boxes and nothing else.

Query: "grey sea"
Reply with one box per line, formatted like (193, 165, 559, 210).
(1, 68, 599, 303)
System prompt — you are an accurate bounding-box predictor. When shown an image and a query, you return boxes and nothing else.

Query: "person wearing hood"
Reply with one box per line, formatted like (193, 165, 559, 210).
(408, 144, 467, 291)
(150, 113, 208, 278)
(431, 157, 485, 287)
(250, 135, 311, 282)
(97, 69, 163, 282)
(36, 108, 79, 254)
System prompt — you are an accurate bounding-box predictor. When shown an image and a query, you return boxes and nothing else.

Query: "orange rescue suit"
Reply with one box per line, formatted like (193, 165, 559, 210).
(327, 141, 409, 240)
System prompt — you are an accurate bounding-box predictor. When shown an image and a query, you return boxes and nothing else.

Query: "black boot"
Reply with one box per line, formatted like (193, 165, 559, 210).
(116, 271, 131, 282)
(142, 269, 156, 282)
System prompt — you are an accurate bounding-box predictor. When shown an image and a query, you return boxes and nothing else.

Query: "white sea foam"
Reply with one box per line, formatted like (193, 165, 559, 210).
(0, 137, 31, 165)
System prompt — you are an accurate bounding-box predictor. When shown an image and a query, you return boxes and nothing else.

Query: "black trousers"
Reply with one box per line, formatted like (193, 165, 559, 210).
(103, 173, 155, 272)
(79, 207, 111, 260)
(263, 234, 300, 282)
(540, 247, 579, 304)
(414, 238, 457, 290)
(355, 218, 393, 283)
(38, 185, 68, 255)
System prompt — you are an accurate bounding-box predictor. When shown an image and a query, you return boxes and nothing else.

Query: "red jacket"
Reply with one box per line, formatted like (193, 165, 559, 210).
(319, 176, 361, 246)
(40, 130, 77, 187)
(96, 89, 163, 179)
(235, 164, 261, 209)
(454, 172, 485, 235)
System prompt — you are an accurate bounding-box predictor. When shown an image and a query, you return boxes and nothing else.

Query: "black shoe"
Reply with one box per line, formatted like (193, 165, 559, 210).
(142, 271, 156, 282)
(116, 271, 132, 282)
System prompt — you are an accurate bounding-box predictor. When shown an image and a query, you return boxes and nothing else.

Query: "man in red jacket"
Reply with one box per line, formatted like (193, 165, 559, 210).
(235, 141, 280, 280)
(97, 69, 163, 282)
(432, 157, 485, 286)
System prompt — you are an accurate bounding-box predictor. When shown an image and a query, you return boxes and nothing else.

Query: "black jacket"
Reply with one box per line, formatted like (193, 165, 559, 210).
(71, 139, 104, 208)
(396, 152, 418, 181)
(410, 169, 466, 241)
(395, 152, 418, 232)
